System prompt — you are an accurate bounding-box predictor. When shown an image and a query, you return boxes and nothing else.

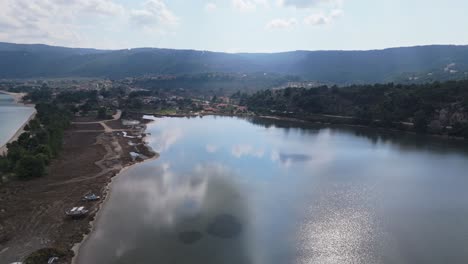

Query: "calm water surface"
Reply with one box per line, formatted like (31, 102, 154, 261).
(0, 93, 35, 148)
(78, 116, 468, 264)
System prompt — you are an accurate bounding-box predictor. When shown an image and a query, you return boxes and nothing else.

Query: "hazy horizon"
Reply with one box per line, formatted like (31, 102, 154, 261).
(3, 41, 468, 54)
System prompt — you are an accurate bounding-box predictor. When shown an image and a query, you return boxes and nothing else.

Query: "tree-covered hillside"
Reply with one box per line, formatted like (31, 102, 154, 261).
(1, 42, 468, 84)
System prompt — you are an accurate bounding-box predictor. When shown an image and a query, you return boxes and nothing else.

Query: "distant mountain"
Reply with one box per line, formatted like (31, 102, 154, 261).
(1, 42, 468, 84)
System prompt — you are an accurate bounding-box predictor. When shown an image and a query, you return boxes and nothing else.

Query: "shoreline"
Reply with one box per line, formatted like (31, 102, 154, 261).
(0, 112, 37, 156)
(70, 116, 159, 264)
(139, 112, 467, 142)
(255, 115, 468, 141)
(0, 90, 30, 106)
(0, 112, 157, 263)
(0, 91, 36, 156)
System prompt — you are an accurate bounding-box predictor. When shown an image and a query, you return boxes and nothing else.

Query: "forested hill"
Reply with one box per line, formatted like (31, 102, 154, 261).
(1, 42, 468, 84)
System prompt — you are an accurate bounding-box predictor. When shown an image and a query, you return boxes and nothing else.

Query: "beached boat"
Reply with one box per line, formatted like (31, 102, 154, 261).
(48, 257, 59, 264)
(66, 206, 89, 218)
(82, 193, 100, 201)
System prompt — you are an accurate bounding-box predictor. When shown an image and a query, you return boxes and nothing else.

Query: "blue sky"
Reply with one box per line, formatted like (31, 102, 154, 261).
(0, 0, 467, 52)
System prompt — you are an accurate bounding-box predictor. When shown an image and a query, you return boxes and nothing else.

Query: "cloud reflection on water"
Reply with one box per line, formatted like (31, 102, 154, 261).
(146, 126, 183, 153)
(231, 144, 265, 158)
(205, 144, 219, 153)
(78, 162, 253, 264)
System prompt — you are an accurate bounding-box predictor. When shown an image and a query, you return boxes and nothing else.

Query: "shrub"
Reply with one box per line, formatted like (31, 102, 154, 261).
(15, 155, 46, 179)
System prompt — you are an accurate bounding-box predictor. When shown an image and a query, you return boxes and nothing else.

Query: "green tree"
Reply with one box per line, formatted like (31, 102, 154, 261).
(451, 122, 468, 139)
(34, 144, 53, 164)
(27, 119, 42, 132)
(6, 141, 26, 166)
(413, 110, 429, 133)
(15, 155, 46, 179)
(97, 107, 107, 119)
(0, 157, 10, 174)
(130, 98, 143, 109)
(17, 132, 31, 147)
(211, 95, 218, 103)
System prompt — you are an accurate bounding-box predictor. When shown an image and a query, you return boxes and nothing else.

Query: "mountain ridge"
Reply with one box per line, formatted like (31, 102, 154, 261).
(1, 42, 468, 84)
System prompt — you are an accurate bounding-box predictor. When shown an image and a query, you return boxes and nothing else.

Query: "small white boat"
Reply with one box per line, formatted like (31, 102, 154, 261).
(48, 257, 59, 264)
(66, 206, 89, 218)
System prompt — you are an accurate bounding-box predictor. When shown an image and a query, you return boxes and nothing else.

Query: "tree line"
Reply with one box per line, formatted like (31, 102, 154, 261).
(241, 80, 468, 138)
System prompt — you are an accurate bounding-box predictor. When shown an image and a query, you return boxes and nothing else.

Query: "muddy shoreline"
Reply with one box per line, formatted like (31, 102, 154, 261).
(71, 116, 159, 264)
(0, 113, 158, 263)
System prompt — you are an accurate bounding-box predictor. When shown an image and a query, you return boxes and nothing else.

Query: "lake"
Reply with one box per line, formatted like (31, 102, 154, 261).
(0, 93, 35, 149)
(77, 116, 468, 264)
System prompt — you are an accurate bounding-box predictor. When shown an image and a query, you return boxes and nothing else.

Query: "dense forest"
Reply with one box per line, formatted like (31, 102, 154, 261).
(242, 80, 468, 138)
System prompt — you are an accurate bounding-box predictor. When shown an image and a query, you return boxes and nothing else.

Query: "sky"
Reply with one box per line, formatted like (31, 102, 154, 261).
(0, 0, 467, 53)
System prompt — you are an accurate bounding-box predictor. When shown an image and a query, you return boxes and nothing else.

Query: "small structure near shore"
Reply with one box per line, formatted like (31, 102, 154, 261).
(66, 206, 89, 218)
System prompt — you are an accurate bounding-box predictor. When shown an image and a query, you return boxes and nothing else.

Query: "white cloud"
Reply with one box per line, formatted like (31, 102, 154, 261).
(232, 0, 257, 11)
(0, 0, 123, 46)
(267, 0, 344, 28)
(330, 8, 344, 16)
(205, 2, 217, 12)
(76, 0, 125, 16)
(303, 13, 329, 25)
(0, 0, 179, 47)
(232, 0, 269, 11)
(131, 0, 179, 29)
(304, 9, 343, 25)
(278, 0, 343, 8)
(266, 18, 298, 29)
